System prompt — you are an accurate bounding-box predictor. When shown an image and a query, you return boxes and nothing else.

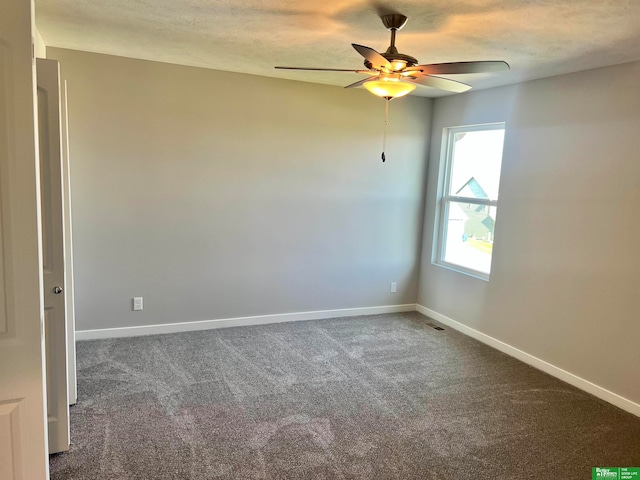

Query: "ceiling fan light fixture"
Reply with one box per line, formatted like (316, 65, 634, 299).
(363, 76, 416, 99)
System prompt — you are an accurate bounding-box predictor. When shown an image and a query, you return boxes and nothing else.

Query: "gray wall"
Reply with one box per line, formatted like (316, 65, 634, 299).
(47, 48, 432, 331)
(418, 61, 640, 404)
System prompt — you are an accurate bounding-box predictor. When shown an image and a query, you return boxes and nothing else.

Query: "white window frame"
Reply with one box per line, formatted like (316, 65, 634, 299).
(434, 122, 505, 280)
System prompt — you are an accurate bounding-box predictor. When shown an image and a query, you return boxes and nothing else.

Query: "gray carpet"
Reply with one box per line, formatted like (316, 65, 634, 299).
(50, 312, 640, 479)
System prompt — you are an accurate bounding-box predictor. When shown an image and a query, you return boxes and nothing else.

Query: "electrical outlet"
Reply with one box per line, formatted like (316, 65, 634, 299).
(390, 282, 397, 293)
(133, 297, 143, 311)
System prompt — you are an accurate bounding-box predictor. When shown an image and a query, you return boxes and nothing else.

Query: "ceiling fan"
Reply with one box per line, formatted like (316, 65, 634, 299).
(275, 13, 510, 99)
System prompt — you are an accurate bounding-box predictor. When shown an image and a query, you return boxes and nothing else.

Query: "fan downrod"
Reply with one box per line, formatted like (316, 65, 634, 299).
(376, 14, 417, 66)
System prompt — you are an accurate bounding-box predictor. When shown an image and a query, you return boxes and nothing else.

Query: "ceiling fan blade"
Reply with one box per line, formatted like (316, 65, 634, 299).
(344, 75, 379, 89)
(352, 44, 391, 70)
(275, 66, 371, 73)
(414, 61, 510, 75)
(408, 75, 472, 93)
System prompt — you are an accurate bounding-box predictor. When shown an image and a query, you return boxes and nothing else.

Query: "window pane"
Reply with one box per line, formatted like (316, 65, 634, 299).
(442, 201, 497, 275)
(449, 129, 505, 201)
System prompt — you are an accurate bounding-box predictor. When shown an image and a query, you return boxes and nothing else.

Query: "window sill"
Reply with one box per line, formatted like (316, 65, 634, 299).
(432, 260, 490, 282)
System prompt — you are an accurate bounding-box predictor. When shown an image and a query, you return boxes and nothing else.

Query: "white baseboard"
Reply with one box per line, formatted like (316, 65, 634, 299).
(75, 304, 417, 341)
(416, 304, 640, 418)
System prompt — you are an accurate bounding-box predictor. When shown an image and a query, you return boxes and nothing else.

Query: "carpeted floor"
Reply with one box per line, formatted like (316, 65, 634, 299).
(50, 312, 640, 479)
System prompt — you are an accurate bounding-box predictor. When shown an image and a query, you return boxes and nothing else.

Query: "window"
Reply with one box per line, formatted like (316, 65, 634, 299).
(434, 123, 505, 279)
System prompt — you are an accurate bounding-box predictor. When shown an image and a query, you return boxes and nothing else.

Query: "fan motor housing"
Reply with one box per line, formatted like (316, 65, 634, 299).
(364, 51, 418, 70)
(383, 52, 418, 65)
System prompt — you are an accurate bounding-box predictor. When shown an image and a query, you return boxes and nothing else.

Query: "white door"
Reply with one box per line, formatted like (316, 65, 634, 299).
(37, 58, 70, 454)
(61, 80, 78, 406)
(0, 0, 50, 478)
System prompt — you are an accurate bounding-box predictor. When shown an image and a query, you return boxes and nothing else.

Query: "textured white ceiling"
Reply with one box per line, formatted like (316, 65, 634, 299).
(36, 0, 640, 97)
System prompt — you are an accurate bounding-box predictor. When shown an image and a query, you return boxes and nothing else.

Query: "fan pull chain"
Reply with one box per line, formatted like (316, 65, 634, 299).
(382, 98, 389, 162)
